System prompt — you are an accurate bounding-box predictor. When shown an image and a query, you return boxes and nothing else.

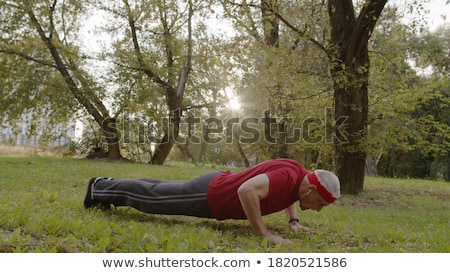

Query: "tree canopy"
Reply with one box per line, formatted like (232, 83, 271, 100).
(1, 0, 449, 190)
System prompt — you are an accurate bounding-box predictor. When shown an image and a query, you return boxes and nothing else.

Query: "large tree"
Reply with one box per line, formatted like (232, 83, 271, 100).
(96, 0, 222, 165)
(0, 0, 217, 163)
(124, 0, 194, 165)
(0, 0, 122, 159)
(327, 0, 387, 193)
(222, 0, 388, 194)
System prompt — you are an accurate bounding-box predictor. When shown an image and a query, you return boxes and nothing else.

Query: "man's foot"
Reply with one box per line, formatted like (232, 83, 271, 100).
(83, 177, 112, 210)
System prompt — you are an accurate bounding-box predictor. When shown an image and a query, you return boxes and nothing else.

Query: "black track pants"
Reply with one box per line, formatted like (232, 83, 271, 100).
(92, 171, 223, 218)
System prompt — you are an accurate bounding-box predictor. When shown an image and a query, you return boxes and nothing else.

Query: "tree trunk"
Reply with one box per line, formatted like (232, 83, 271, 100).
(198, 140, 207, 163)
(261, 0, 289, 159)
(124, 0, 193, 165)
(366, 149, 382, 176)
(332, 74, 369, 194)
(328, 0, 387, 194)
(234, 131, 250, 167)
(25, 5, 123, 160)
(151, 141, 174, 165)
(151, 107, 182, 165)
(101, 117, 122, 160)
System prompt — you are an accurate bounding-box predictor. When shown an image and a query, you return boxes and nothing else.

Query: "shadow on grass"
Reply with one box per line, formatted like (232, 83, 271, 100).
(91, 206, 257, 239)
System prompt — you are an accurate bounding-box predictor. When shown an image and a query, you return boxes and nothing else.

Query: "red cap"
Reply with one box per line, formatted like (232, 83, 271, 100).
(307, 172, 336, 203)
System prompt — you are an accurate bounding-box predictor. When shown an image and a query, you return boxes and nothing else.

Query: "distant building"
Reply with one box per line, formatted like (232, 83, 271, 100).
(0, 112, 76, 147)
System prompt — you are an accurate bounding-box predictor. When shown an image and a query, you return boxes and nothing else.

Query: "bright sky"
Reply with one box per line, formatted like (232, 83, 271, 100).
(398, 0, 450, 31)
(82, 1, 448, 55)
(423, 0, 449, 30)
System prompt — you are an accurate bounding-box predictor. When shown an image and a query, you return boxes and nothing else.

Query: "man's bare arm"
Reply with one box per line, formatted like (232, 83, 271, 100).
(285, 203, 316, 234)
(237, 174, 292, 243)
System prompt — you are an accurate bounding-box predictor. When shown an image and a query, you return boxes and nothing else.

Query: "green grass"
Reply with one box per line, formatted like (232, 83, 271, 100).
(0, 155, 448, 253)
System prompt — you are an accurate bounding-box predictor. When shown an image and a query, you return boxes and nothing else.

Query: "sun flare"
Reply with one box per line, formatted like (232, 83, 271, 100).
(228, 97, 241, 110)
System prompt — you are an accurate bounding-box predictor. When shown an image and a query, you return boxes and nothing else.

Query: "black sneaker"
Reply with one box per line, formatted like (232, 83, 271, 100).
(83, 177, 112, 210)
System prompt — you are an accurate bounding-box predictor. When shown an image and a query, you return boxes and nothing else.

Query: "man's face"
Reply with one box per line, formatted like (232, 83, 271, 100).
(299, 189, 330, 211)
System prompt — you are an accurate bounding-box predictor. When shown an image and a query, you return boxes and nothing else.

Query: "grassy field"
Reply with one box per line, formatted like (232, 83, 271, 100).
(0, 155, 448, 253)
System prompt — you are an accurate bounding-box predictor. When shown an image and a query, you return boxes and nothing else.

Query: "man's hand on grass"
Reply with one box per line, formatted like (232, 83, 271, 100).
(264, 233, 293, 244)
(289, 222, 316, 234)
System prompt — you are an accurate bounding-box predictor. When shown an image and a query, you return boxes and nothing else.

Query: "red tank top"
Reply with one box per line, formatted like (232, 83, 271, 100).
(207, 159, 308, 220)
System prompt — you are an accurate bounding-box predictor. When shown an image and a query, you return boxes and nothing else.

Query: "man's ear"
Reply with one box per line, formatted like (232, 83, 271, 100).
(306, 184, 316, 195)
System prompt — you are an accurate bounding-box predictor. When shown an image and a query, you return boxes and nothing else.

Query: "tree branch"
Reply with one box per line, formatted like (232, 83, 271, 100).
(220, 0, 262, 41)
(123, 0, 171, 89)
(0, 49, 58, 69)
(274, 11, 329, 57)
(24, 3, 105, 124)
(175, 0, 194, 102)
(351, 0, 388, 60)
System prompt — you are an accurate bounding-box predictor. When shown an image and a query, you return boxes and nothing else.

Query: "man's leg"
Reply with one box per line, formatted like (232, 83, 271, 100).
(86, 171, 222, 218)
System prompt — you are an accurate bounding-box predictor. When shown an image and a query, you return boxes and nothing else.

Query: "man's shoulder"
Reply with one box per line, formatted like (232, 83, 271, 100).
(266, 158, 305, 168)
